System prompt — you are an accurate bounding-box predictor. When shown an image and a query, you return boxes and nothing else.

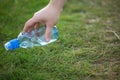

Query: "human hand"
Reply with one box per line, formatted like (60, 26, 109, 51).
(23, 4, 61, 42)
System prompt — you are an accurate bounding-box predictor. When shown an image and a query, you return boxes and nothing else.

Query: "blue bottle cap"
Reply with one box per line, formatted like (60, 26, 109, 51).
(4, 39, 20, 50)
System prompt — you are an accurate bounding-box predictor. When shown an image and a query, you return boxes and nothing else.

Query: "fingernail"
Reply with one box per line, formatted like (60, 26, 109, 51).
(46, 38, 50, 42)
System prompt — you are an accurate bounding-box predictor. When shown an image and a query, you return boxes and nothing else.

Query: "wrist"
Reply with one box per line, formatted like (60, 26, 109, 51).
(48, 0, 66, 12)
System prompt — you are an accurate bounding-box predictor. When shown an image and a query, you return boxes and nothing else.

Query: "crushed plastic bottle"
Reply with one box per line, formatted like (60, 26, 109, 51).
(4, 26, 58, 50)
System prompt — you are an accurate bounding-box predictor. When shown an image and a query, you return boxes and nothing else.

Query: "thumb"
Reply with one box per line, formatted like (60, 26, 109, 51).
(45, 24, 53, 42)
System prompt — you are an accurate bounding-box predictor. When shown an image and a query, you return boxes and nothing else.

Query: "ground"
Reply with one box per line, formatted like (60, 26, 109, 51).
(0, 0, 120, 80)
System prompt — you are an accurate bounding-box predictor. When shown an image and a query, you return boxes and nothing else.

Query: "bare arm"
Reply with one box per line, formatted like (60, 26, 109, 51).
(23, 0, 67, 41)
(49, 0, 67, 11)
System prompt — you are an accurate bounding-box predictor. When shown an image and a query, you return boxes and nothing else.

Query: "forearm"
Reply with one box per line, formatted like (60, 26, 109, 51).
(48, 0, 67, 11)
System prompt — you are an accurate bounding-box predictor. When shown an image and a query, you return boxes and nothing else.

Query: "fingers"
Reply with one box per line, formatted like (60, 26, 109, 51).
(23, 18, 35, 32)
(34, 22, 40, 30)
(23, 15, 54, 42)
(45, 24, 53, 42)
(34, 23, 40, 36)
(23, 18, 41, 32)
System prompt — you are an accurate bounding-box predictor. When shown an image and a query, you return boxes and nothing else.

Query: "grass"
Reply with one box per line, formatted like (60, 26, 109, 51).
(0, 0, 120, 80)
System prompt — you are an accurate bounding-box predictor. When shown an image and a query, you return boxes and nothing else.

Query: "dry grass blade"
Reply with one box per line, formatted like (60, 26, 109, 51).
(106, 30, 120, 40)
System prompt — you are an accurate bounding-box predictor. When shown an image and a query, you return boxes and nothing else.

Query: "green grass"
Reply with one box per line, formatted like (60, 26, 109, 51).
(0, 0, 120, 80)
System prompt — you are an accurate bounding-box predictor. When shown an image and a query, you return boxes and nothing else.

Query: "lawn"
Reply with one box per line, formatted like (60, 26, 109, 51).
(0, 0, 120, 80)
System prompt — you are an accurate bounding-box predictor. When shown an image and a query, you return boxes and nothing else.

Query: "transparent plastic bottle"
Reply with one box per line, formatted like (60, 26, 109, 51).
(4, 26, 58, 50)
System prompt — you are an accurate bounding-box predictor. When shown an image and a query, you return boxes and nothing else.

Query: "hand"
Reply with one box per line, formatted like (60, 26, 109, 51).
(23, 4, 61, 42)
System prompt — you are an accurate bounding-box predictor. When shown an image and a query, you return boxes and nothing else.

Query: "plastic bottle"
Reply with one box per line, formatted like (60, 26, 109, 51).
(4, 26, 58, 50)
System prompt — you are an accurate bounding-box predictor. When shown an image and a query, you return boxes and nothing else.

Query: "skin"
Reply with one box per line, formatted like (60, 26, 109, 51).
(23, 0, 67, 42)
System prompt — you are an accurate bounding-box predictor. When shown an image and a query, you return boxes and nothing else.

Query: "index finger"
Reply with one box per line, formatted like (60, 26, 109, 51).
(23, 18, 36, 32)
